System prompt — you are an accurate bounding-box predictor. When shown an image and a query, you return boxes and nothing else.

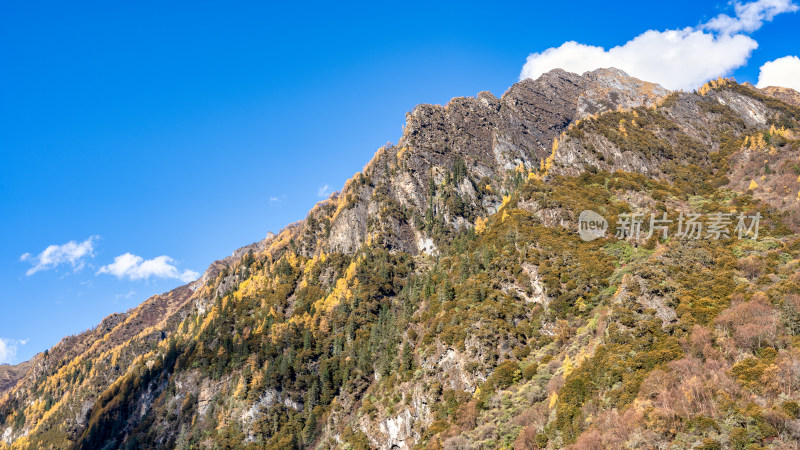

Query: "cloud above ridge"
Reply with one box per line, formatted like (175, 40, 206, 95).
(756, 55, 800, 90)
(97, 253, 199, 283)
(520, 0, 797, 91)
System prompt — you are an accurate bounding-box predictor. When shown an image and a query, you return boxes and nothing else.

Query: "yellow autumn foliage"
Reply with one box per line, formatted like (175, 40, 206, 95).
(474, 216, 488, 234)
(548, 392, 558, 409)
(698, 76, 734, 95)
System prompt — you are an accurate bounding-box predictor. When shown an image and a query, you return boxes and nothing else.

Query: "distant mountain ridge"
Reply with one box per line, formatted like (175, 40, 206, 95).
(0, 364, 32, 395)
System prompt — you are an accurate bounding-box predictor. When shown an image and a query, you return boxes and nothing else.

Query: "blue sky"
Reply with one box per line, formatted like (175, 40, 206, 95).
(1, 0, 799, 364)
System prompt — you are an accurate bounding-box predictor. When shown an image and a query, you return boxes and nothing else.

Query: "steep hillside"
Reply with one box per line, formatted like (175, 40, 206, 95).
(762, 86, 800, 107)
(3, 69, 800, 449)
(0, 363, 32, 395)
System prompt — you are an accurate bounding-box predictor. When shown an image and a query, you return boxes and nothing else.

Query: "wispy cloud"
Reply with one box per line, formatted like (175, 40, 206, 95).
(97, 253, 199, 283)
(268, 193, 289, 206)
(317, 184, 332, 198)
(519, 0, 797, 91)
(115, 290, 137, 300)
(703, 0, 797, 35)
(0, 338, 28, 364)
(20, 236, 98, 276)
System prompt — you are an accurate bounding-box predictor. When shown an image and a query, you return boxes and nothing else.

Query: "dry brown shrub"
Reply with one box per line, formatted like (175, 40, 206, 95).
(641, 357, 739, 423)
(454, 400, 478, 431)
(715, 293, 778, 350)
(771, 348, 800, 396)
(512, 403, 548, 431)
(689, 324, 715, 359)
(513, 425, 541, 450)
(571, 429, 603, 449)
(738, 255, 764, 280)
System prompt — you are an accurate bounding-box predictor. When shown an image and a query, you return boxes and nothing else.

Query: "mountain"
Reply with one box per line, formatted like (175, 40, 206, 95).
(0, 364, 32, 395)
(2, 68, 800, 449)
(760, 86, 800, 108)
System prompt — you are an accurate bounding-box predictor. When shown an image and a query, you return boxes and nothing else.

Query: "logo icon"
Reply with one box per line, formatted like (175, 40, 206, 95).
(578, 210, 607, 241)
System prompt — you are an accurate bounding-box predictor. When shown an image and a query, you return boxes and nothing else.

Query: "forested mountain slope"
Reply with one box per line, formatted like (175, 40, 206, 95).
(3, 69, 800, 449)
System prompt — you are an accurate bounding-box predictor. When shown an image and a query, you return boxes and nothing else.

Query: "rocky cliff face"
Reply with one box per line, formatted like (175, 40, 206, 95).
(299, 68, 673, 259)
(2, 69, 800, 449)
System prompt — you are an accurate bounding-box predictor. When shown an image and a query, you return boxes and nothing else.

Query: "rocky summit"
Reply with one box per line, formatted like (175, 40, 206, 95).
(3, 68, 800, 449)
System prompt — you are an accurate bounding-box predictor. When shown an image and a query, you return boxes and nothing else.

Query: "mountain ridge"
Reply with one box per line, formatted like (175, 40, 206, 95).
(3, 68, 800, 449)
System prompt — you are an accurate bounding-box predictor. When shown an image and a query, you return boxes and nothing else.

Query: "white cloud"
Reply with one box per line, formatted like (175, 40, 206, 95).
(519, 0, 797, 91)
(756, 55, 800, 90)
(97, 253, 199, 283)
(520, 31, 757, 91)
(0, 339, 14, 364)
(317, 184, 331, 198)
(0, 338, 27, 365)
(21, 236, 98, 276)
(704, 0, 797, 35)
